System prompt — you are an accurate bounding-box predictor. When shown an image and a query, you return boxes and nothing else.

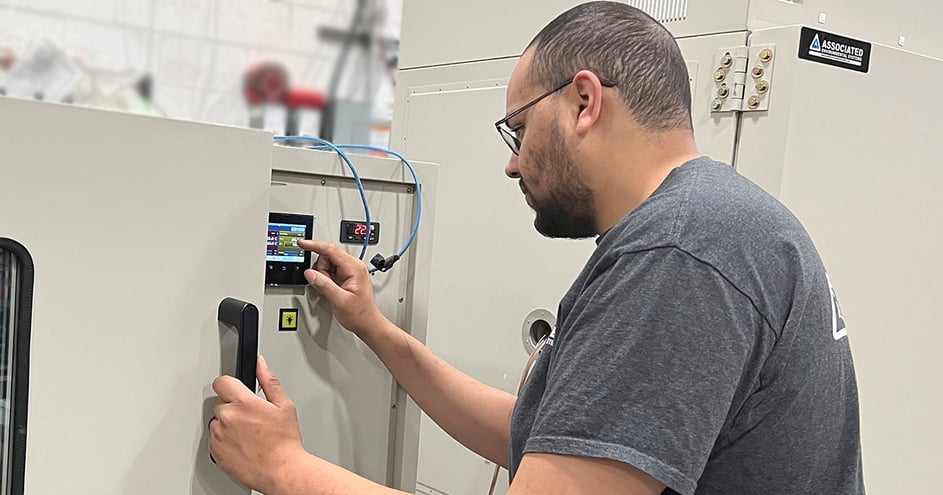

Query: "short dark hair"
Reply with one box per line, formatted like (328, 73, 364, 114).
(527, 1, 692, 131)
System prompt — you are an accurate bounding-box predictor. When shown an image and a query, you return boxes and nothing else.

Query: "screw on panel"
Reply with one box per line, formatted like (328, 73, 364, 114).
(759, 48, 774, 63)
(756, 80, 770, 94)
(320, 179, 326, 185)
(406, 187, 413, 193)
(717, 84, 730, 99)
(711, 99, 723, 112)
(398, 297, 404, 303)
(713, 68, 727, 82)
(747, 96, 761, 109)
(720, 53, 733, 68)
(751, 65, 765, 78)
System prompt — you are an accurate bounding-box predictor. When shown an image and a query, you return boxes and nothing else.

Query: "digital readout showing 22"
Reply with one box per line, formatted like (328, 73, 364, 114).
(341, 220, 379, 245)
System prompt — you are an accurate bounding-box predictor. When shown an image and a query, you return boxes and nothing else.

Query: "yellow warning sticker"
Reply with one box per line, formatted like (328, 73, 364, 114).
(279, 309, 298, 331)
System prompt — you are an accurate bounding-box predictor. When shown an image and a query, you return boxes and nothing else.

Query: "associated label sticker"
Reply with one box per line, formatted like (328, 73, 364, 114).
(798, 27, 871, 73)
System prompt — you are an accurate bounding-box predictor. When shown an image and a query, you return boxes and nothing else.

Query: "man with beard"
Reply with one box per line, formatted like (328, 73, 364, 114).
(209, 2, 864, 494)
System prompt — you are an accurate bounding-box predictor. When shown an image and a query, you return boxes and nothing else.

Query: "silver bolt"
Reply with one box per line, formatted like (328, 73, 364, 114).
(711, 99, 723, 112)
(717, 84, 730, 99)
(320, 179, 326, 185)
(751, 65, 765, 78)
(720, 53, 733, 68)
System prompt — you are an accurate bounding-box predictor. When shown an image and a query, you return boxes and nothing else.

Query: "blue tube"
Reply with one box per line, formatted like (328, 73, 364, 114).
(274, 136, 371, 261)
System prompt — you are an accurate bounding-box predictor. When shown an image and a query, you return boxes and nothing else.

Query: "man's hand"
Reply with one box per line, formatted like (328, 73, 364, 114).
(209, 356, 307, 492)
(298, 240, 388, 336)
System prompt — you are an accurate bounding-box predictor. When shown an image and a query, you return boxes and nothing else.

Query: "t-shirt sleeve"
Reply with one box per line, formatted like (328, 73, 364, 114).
(524, 247, 764, 495)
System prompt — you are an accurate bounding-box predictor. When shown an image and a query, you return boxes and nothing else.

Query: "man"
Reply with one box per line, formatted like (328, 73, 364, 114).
(209, 2, 864, 494)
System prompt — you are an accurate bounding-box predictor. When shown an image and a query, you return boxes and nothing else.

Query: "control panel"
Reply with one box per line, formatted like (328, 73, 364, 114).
(265, 212, 314, 286)
(340, 220, 380, 245)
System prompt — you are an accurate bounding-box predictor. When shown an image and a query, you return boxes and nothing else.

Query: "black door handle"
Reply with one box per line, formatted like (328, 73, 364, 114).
(211, 298, 259, 466)
(217, 297, 259, 392)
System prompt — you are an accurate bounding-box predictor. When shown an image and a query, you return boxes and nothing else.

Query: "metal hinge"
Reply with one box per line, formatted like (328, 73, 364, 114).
(709, 44, 776, 113)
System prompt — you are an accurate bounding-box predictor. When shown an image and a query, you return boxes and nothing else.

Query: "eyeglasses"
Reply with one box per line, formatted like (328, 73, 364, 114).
(494, 80, 571, 156)
(494, 78, 616, 155)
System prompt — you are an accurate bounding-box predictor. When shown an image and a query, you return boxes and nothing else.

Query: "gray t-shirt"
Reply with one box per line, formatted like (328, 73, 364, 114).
(508, 157, 864, 494)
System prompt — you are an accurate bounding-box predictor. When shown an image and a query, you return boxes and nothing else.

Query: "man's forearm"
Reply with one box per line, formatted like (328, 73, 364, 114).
(270, 452, 405, 495)
(360, 317, 517, 467)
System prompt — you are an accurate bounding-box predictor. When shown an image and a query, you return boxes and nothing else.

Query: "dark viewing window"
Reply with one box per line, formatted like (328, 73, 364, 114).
(0, 238, 33, 495)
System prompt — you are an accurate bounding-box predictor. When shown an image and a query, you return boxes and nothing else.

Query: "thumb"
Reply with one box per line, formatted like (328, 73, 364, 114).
(257, 356, 290, 407)
(304, 269, 346, 302)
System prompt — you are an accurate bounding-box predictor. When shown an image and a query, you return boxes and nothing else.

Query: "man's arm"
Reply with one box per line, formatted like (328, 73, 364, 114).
(299, 240, 516, 467)
(273, 452, 664, 495)
(211, 359, 664, 495)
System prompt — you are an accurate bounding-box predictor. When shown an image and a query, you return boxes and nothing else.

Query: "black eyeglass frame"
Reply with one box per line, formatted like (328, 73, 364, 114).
(494, 78, 616, 155)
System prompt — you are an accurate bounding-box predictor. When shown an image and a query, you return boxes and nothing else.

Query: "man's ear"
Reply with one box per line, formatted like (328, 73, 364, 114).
(572, 70, 604, 136)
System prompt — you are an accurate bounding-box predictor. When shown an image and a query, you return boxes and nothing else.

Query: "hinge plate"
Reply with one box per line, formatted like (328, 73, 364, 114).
(709, 44, 776, 113)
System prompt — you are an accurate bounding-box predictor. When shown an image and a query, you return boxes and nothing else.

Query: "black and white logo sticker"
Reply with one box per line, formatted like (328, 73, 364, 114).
(826, 273, 848, 341)
(798, 27, 871, 73)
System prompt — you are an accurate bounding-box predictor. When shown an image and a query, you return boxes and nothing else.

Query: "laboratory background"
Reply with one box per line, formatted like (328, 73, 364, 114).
(0, 0, 940, 494)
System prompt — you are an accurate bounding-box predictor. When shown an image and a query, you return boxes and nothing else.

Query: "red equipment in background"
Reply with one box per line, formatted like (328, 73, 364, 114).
(243, 62, 325, 136)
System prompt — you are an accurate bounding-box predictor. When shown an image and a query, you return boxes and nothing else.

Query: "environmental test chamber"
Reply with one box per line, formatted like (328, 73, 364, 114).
(0, 96, 437, 494)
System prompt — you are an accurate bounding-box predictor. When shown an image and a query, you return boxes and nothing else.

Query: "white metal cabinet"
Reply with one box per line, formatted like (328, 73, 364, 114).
(0, 99, 439, 494)
(262, 146, 438, 493)
(0, 97, 272, 494)
(398, 0, 751, 70)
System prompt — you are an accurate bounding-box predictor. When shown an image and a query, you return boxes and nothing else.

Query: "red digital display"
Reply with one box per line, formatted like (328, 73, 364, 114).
(340, 220, 379, 245)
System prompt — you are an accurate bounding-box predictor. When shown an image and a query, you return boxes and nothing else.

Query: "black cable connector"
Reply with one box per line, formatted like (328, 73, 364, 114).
(370, 254, 400, 273)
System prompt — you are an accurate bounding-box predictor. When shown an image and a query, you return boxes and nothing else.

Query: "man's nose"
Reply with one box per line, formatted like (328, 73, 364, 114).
(505, 153, 521, 179)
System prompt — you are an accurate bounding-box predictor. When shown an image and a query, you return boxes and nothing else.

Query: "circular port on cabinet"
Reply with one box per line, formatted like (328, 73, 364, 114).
(521, 309, 556, 353)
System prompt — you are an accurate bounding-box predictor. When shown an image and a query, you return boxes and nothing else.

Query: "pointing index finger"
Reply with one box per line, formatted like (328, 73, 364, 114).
(297, 240, 360, 271)
(297, 239, 330, 253)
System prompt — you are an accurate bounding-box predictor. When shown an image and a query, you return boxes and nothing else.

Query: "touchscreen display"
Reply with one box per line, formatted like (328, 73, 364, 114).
(266, 223, 306, 263)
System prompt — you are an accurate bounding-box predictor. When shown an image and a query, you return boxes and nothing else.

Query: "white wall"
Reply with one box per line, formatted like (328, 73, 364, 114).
(0, 0, 402, 127)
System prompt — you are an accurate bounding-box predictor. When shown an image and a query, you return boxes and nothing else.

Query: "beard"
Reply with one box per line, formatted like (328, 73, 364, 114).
(525, 122, 597, 239)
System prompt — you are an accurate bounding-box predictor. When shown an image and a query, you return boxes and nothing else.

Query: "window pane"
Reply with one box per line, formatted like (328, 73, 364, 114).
(0, 248, 14, 492)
